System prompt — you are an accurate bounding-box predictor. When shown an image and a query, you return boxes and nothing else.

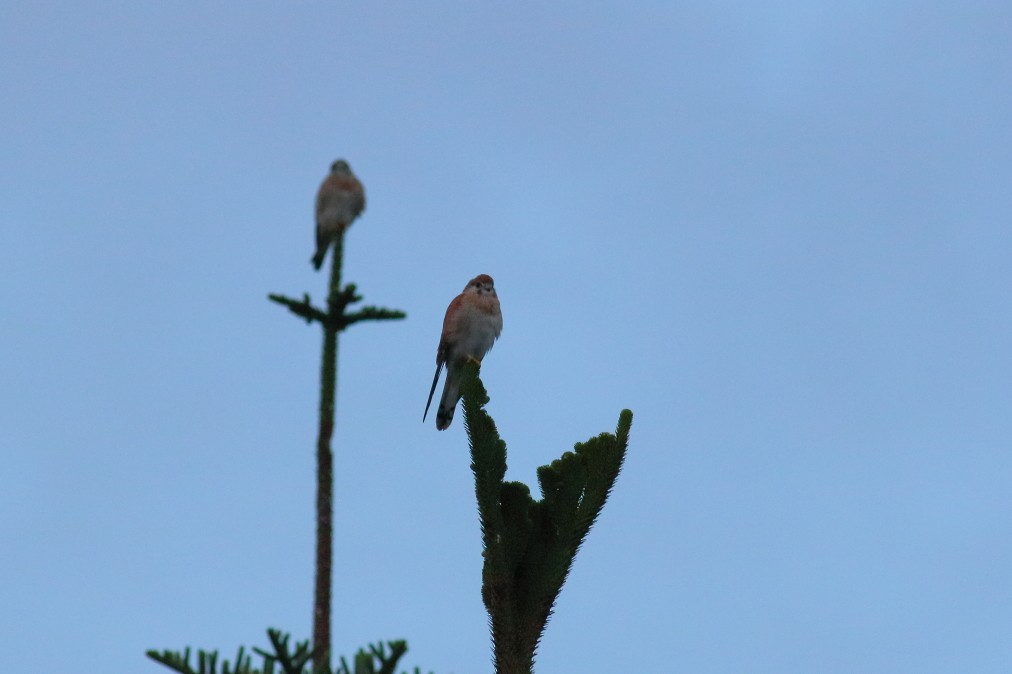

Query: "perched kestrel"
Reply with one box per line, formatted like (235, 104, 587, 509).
(312, 159, 365, 270)
(424, 274, 503, 431)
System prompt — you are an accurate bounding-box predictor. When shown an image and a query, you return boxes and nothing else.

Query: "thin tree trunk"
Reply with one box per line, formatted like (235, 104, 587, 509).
(313, 233, 344, 674)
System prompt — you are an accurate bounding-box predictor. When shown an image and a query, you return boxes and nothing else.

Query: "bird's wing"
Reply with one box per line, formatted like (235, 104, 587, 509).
(423, 360, 444, 423)
(349, 176, 365, 213)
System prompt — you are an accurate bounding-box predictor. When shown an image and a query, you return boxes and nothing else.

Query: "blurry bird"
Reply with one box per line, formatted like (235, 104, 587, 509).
(424, 274, 503, 430)
(312, 159, 365, 270)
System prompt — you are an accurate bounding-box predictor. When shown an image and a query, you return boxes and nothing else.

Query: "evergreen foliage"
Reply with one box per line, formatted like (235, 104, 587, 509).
(461, 361, 632, 674)
(147, 629, 421, 674)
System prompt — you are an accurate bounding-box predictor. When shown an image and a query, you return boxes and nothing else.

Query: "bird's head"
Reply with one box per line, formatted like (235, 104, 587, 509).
(466, 274, 496, 296)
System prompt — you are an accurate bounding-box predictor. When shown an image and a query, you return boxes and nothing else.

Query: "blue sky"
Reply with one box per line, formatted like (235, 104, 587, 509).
(3, 3, 1012, 672)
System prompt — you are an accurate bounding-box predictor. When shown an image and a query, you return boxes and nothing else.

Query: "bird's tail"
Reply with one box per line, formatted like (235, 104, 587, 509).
(311, 246, 326, 270)
(435, 371, 461, 431)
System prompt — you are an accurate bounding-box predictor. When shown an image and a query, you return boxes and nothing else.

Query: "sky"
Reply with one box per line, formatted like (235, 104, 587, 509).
(2, 2, 1012, 673)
